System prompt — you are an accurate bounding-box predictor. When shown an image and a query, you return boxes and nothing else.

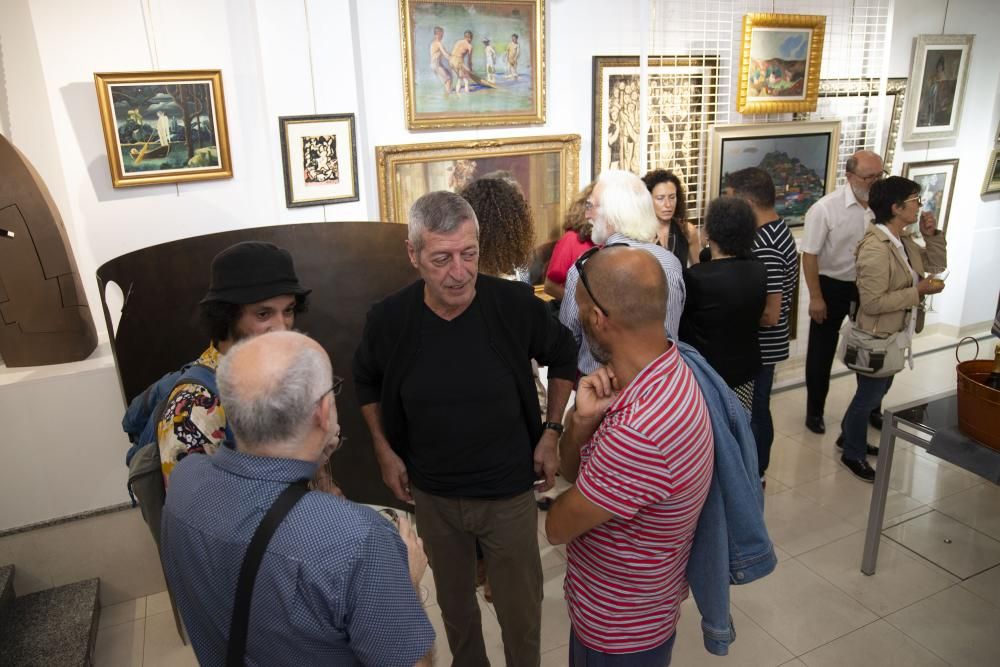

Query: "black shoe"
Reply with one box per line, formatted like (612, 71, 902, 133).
(836, 434, 879, 457)
(869, 410, 883, 430)
(840, 455, 876, 482)
(805, 415, 826, 434)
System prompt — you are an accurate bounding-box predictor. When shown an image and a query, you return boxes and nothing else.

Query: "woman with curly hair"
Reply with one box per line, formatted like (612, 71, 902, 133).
(459, 176, 535, 280)
(543, 182, 596, 301)
(642, 169, 704, 267)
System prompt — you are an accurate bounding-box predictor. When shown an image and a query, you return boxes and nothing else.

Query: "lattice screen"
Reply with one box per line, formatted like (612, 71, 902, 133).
(641, 0, 894, 220)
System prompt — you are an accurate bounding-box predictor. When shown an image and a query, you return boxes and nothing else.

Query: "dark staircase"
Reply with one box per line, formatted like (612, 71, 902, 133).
(0, 564, 101, 666)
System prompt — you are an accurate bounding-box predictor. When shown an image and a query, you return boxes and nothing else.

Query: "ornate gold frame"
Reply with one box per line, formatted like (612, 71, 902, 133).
(398, 0, 545, 129)
(375, 134, 580, 225)
(737, 13, 826, 114)
(94, 70, 232, 188)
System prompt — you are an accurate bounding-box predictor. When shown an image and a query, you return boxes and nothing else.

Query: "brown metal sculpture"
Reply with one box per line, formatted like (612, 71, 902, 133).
(0, 135, 98, 367)
(97, 222, 418, 509)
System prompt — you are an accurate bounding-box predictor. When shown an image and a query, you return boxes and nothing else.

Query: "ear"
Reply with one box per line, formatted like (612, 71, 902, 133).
(405, 239, 419, 269)
(314, 392, 332, 430)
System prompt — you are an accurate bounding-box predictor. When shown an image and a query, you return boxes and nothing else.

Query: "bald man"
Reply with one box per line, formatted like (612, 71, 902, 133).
(545, 247, 714, 664)
(802, 150, 884, 434)
(161, 332, 434, 666)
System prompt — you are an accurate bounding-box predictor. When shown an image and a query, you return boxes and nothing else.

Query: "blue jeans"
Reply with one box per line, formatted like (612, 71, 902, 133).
(840, 374, 893, 460)
(570, 628, 675, 666)
(750, 364, 776, 477)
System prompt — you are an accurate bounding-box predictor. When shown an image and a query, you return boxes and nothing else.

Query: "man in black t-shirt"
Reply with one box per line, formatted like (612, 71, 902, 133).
(354, 191, 577, 666)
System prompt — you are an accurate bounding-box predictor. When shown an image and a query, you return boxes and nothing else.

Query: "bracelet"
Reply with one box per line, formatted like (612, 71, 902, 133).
(542, 421, 564, 435)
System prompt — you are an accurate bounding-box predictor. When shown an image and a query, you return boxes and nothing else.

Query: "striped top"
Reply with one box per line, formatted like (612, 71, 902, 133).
(564, 343, 714, 653)
(560, 232, 686, 375)
(752, 219, 799, 364)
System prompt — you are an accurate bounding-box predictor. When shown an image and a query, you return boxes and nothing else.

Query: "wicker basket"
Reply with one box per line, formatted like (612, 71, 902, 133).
(956, 338, 1000, 451)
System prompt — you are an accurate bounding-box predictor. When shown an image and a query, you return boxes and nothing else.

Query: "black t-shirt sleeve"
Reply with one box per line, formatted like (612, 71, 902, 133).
(526, 289, 577, 380)
(352, 304, 384, 407)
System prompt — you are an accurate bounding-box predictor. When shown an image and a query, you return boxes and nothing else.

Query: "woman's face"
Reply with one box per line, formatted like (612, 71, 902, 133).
(896, 192, 922, 225)
(651, 181, 678, 223)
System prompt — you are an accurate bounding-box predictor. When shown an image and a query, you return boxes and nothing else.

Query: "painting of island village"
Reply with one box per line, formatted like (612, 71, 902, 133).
(719, 132, 832, 227)
(402, 0, 543, 128)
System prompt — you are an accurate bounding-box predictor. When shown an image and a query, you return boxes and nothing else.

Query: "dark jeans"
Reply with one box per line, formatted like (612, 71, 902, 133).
(570, 628, 675, 666)
(806, 276, 857, 418)
(840, 374, 894, 460)
(751, 363, 776, 477)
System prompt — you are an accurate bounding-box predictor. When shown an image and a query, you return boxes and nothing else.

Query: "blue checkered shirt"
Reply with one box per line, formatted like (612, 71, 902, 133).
(161, 446, 434, 666)
(559, 232, 686, 374)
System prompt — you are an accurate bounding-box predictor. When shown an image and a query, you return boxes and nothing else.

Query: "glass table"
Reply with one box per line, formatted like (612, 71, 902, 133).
(861, 389, 999, 574)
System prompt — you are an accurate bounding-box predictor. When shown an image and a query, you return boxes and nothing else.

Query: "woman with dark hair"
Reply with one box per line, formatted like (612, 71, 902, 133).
(458, 176, 535, 279)
(543, 182, 596, 301)
(838, 176, 946, 482)
(641, 169, 703, 267)
(679, 196, 767, 410)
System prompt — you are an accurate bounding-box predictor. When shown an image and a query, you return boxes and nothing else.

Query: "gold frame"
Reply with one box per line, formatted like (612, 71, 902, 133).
(94, 70, 232, 188)
(399, 0, 545, 129)
(375, 133, 580, 225)
(737, 13, 826, 114)
(984, 148, 1000, 196)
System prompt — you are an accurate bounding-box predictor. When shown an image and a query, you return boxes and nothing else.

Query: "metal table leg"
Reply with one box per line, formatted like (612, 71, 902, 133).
(862, 410, 897, 575)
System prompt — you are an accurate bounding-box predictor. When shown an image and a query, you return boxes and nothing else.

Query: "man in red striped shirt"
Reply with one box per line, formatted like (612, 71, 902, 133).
(546, 245, 714, 664)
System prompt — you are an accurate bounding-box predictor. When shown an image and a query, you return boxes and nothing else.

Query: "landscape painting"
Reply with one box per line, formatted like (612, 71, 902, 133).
(399, 0, 544, 129)
(709, 121, 840, 227)
(94, 70, 232, 187)
(737, 13, 826, 114)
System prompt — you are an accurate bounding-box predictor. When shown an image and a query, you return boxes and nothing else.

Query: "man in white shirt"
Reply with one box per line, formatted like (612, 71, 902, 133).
(801, 150, 883, 434)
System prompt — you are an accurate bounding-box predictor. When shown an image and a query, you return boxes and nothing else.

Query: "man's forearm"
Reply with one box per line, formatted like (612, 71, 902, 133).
(545, 377, 574, 423)
(360, 403, 391, 453)
(559, 407, 600, 483)
(802, 253, 823, 300)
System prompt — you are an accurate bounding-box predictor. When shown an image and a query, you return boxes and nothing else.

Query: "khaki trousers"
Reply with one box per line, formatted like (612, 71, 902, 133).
(413, 486, 542, 667)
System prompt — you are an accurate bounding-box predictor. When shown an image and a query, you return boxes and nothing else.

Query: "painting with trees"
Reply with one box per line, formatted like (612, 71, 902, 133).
(94, 70, 232, 187)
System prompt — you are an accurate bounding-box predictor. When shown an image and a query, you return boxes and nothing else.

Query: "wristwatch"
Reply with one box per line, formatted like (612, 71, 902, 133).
(542, 421, 564, 435)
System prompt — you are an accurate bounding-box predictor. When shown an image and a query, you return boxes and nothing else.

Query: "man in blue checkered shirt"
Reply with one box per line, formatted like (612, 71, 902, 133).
(161, 331, 434, 665)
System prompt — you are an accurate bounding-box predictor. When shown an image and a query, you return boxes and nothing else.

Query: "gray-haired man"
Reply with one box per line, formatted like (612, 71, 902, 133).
(354, 191, 578, 666)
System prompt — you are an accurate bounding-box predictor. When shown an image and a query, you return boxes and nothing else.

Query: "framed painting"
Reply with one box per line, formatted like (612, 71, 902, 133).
(796, 78, 907, 174)
(375, 134, 579, 284)
(984, 148, 1000, 196)
(278, 114, 359, 207)
(399, 0, 544, 129)
(902, 159, 958, 237)
(591, 55, 718, 219)
(737, 13, 826, 114)
(902, 34, 974, 142)
(708, 120, 840, 228)
(94, 70, 232, 187)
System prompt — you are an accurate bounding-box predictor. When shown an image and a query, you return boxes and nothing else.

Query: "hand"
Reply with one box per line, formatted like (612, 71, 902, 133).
(808, 297, 827, 324)
(919, 211, 938, 237)
(533, 430, 559, 492)
(917, 277, 945, 296)
(398, 516, 428, 588)
(375, 445, 413, 503)
(575, 366, 620, 422)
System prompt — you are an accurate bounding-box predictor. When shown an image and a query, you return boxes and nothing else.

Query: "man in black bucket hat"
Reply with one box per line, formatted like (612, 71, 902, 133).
(156, 241, 311, 484)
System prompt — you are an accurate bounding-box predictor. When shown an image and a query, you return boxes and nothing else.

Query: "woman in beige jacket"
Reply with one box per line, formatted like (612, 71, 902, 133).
(838, 176, 946, 481)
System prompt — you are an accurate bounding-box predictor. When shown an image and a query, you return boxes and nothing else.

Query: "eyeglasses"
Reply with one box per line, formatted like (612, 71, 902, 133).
(584, 200, 596, 211)
(574, 243, 628, 316)
(903, 195, 921, 204)
(317, 375, 344, 403)
(849, 169, 888, 183)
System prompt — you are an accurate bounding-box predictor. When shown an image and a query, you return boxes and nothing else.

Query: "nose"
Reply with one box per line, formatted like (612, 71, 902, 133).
(273, 313, 293, 332)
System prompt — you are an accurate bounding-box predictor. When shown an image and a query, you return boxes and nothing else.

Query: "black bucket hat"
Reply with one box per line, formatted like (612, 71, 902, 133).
(201, 241, 310, 304)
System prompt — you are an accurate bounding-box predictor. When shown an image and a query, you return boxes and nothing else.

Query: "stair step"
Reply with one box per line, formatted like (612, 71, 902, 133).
(0, 577, 100, 667)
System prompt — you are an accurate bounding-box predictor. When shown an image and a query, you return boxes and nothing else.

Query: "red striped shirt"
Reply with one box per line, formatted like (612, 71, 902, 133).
(565, 343, 714, 653)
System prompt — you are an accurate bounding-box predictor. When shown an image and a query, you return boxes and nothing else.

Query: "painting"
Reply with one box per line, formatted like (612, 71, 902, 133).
(279, 114, 359, 207)
(708, 120, 840, 228)
(902, 160, 958, 237)
(737, 13, 826, 114)
(902, 35, 974, 142)
(399, 0, 544, 129)
(984, 149, 1000, 196)
(375, 134, 579, 284)
(591, 56, 717, 219)
(795, 78, 907, 175)
(94, 70, 232, 187)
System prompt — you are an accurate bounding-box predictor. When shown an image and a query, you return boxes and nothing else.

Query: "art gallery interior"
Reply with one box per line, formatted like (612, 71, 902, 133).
(1, 0, 999, 664)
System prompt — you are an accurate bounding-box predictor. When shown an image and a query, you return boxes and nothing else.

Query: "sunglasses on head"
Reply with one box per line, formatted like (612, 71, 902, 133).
(574, 243, 628, 316)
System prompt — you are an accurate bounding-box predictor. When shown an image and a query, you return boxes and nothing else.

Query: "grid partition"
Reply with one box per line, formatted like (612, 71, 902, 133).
(641, 0, 894, 220)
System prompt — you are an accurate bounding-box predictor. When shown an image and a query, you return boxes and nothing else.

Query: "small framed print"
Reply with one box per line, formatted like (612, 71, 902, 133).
(278, 114, 359, 208)
(902, 159, 959, 236)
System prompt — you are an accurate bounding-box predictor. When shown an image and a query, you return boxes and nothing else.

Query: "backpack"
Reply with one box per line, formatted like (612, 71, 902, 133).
(122, 362, 229, 548)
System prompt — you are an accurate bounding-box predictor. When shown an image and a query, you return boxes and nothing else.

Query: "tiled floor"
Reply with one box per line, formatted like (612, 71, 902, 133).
(3, 344, 1000, 665)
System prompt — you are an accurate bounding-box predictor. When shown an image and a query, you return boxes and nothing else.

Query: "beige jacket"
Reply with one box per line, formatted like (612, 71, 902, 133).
(855, 225, 947, 335)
